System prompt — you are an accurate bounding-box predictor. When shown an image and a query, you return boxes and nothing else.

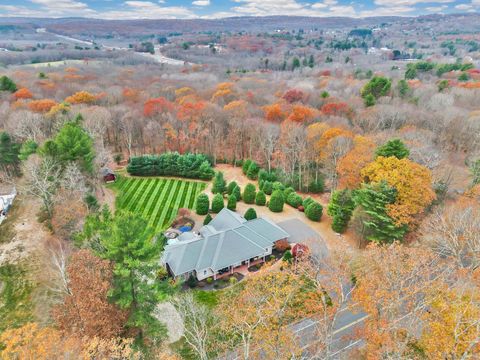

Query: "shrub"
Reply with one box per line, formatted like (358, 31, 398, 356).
(286, 192, 303, 208)
(258, 169, 277, 182)
(272, 181, 286, 192)
(206, 278, 213, 284)
(195, 193, 210, 215)
(127, 152, 214, 180)
(211, 194, 224, 213)
(327, 189, 355, 233)
(303, 197, 315, 209)
(203, 213, 213, 225)
(283, 187, 295, 198)
(364, 94, 376, 107)
(187, 274, 198, 288)
(262, 181, 273, 195)
(255, 190, 266, 206)
(84, 194, 99, 212)
(113, 153, 122, 164)
(282, 250, 293, 263)
(212, 171, 227, 194)
(0, 75, 17, 92)
(246, 161, 260, 180)
(275, 239, 291, 252)
(309, 177, 325, 193)
(229, 276, 238, 285)
(242, 159, 252, 175)
(244, 208, 257, 220)
(361, 76, 391, 99)
(227, 181, 238, 195)
(243, 183, 256, 204)
(269, 190, 284, 213)
(306, 202, 323, 222)
(227, 194, 237, 211)
(232, 185, 241, 201)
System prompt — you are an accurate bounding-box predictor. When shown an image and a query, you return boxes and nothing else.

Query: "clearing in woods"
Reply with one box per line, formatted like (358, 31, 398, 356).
(112, 176, 207, 233)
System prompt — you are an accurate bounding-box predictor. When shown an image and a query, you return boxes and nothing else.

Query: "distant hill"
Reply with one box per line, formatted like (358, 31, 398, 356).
(0, 13, 477, 37)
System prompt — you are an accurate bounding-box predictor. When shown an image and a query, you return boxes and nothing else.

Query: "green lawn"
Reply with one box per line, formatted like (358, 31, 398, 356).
(113, 176, 207, 233)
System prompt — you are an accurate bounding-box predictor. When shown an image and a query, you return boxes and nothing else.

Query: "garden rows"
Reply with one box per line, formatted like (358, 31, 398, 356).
(116, 177, 206, 232)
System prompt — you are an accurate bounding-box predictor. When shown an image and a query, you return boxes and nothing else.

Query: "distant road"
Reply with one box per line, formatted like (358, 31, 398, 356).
(36, 28, 188, 66)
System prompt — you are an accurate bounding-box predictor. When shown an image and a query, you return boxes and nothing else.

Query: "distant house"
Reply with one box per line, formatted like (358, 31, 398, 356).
(162, 208, 290, 281)
(101, 168, 116, 183)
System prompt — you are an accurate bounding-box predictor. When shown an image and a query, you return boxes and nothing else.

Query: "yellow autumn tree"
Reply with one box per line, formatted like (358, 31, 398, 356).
(361, 156, 435, 226)
(420, 283, 480, 359)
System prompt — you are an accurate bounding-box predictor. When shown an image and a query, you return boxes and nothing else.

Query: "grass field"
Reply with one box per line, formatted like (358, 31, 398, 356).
(113, 176, 207, 233)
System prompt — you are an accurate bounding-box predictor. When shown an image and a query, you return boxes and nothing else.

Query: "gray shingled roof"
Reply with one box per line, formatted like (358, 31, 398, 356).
(163, 208, 290, 276)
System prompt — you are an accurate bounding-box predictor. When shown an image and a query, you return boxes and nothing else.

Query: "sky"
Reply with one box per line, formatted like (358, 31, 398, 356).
(0, 0, 478, 20)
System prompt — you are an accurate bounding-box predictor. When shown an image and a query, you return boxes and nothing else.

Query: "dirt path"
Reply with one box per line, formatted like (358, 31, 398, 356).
(211, 164, 358, 252)
(0, 195, 50, 267)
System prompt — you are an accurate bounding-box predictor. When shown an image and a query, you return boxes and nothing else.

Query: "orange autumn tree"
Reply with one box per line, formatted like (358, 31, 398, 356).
(28, 99, 58, 113)
(0, 323, 82, 359)
(287, 104, 315, 123)
(52, 250, 128, 339)
(65, 91, 96, 104)
(317, 127, 354, 160)
(143, 97, 175, 117)
(263, 103, 286, 122)
(13, 87, 33, 100)
(361, 156, 435, 226)
(320, 102, 352, 118)
(337, 135, 376, 189)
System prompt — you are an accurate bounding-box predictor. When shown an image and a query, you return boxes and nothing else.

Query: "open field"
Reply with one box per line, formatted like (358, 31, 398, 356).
(113, 177, 207, 233)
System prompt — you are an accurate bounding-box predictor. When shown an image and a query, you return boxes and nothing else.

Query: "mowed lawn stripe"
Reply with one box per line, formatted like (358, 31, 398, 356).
(142, 179, 165, 219)
(126, 179, 149, 212)
(119, 178, 143, 209)
(149, 179, 174, 230)
(162, 181, 187, 228)
(146, 179, 170, 220)
(132, 179, 157, 214)
(155, 180, 181, 232)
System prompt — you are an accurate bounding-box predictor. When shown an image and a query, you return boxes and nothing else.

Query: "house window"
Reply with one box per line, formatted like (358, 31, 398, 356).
(204, 270, 207, 275)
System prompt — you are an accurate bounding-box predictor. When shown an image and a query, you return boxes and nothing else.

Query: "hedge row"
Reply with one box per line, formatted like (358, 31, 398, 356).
(127, 152, 215, 180)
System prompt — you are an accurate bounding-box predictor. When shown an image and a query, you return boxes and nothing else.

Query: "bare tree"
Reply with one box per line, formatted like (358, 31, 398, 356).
(257, 122, 280, 172)
(173, 293, 214, 360)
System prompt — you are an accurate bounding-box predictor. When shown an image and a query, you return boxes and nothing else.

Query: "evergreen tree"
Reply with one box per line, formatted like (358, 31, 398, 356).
(262, 181, 273, 195)
(0, 132, 21, 176)
(99, 211, 168, 341)
(375, 139, 410, 160)
(361, 76, 391, 99)
(286, 192, 303, 208)
(227, 194, 237, 211)
(305, 202, 323, 222)
(327, 189, 355, 233)
(244, 208, 257, 221)
(308, 54, 315, 68)
(242, 159, 252, 175)
(203, 213, 213, 225)
(18, 140, 38, 161)
(243, 183, 256, 204)
(0, 75, 17, 92)
(292, 57, 301, 70)
(269, 190, 284, 213)
(397, 79, 411, 98)
(212, 171, 226, 194)
(211, 193, 224, 213)
(364, 93, 376, 107)
(195, 193, 210, 215)
(227, 181, 238, 195)
(246, 161, 260, 180)
(255, 190, 266, 206)
(353, 181, 408, 244)
(232, 185, 242, 201)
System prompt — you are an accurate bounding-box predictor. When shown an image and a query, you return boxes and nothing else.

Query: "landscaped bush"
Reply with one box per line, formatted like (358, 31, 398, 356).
(203, 213, 213, 225)
(243, 183, 256, 204)
(258, 169, 277, 182)
(187, 274, 198, 288)
(286, 192, 303, 208)
(305, 201, 323, 222)
(227, 194, 237, 211)
(211, 194, 224, 213)
(262, 181, 273, 195)
(275, 239, 291, 252)
(255, 190, 266, 206)
(127, 152, 214, 179)
(272, 181, 286, 192)
(195, 193, 210, 215)
(227, 181, 238, 195)
(244, 208, 257, 220)
(303, 197, 315, 209)
(246, 161, 260, 180)
(283, 187, 295, 199)
(327, 189, 355, 233)
(232, 185, 241, 201)
(269, 190, 284, 213)
(242, 159, 252, 175)
(212, 171, 227, 194)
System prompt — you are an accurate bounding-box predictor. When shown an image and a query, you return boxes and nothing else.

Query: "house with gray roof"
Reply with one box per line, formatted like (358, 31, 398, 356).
(162, 208, 290, 281)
